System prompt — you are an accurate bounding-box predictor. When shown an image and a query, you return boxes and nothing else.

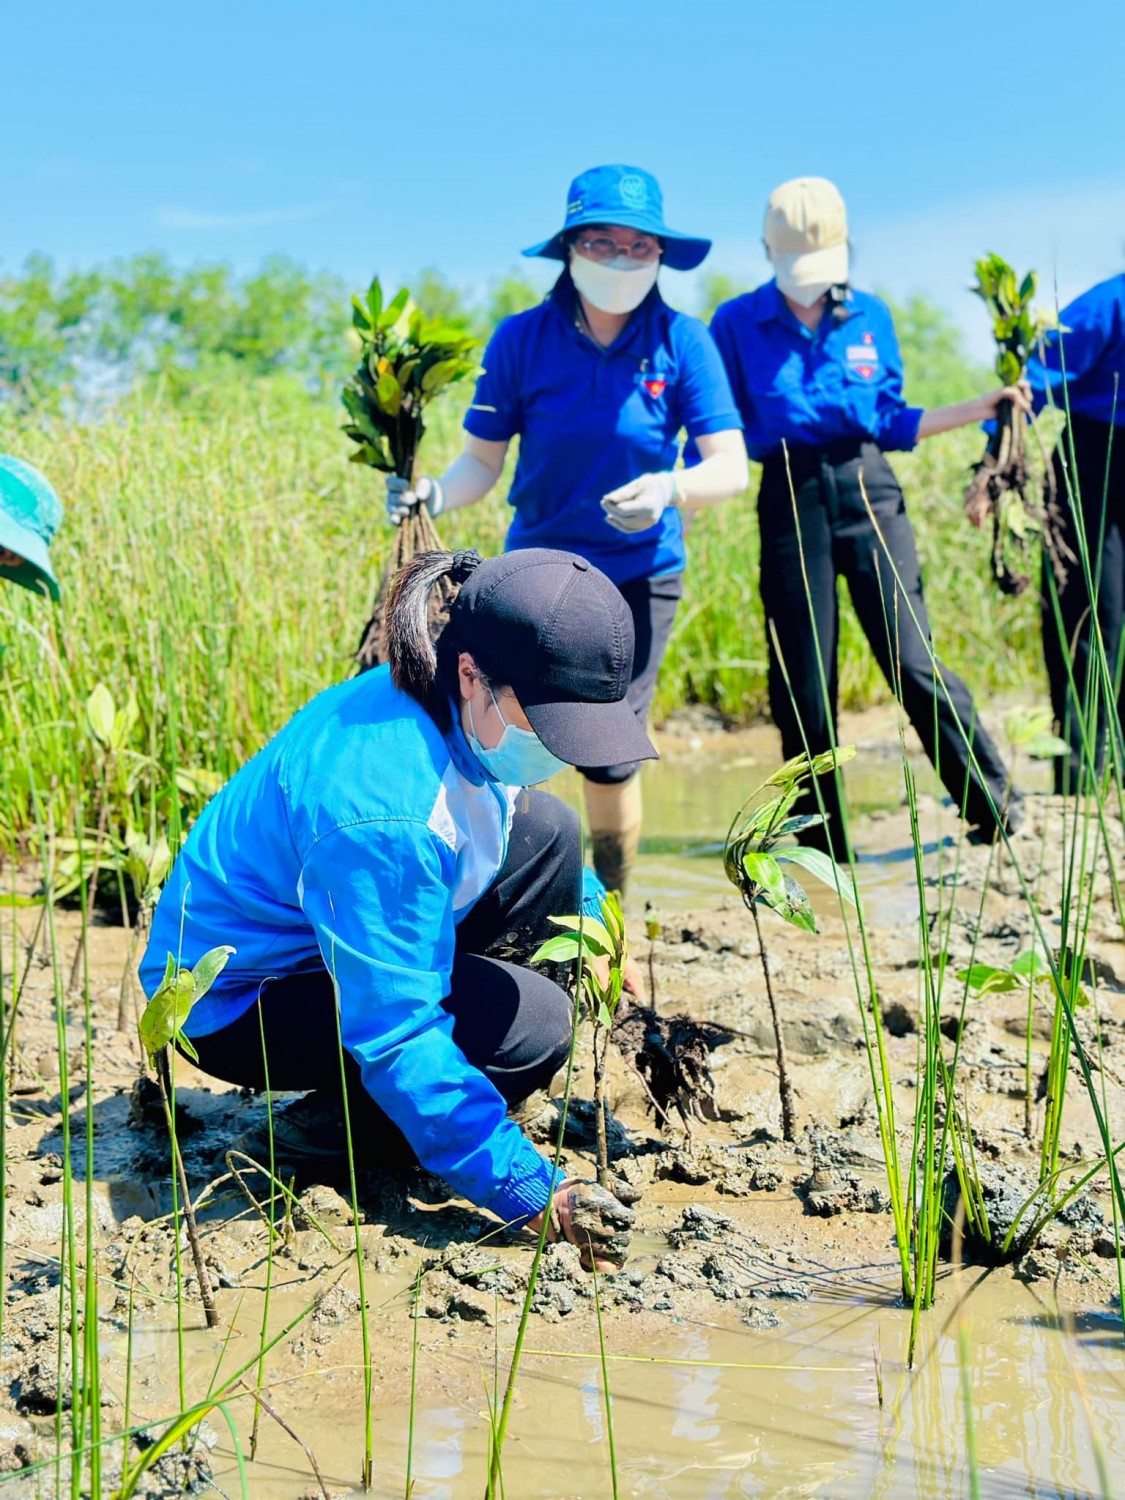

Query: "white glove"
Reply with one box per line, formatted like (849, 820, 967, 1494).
(600, 472, 678, 534)
(385, 475, 445, 527)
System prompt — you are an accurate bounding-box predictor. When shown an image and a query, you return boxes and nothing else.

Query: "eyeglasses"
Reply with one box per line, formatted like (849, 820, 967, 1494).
(573, 234, 662, 264)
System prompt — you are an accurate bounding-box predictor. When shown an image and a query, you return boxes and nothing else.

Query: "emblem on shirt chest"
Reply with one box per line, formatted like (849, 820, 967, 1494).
(845, 331, 880, 381)
(636, 370, 668, 398)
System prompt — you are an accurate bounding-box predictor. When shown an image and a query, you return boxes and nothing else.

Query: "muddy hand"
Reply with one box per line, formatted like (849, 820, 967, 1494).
(557, 1179, 635, 1271)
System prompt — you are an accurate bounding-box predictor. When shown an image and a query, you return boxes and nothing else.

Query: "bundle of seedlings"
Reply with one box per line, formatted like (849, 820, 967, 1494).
(963, 253, 1072, 596)
(341, 276, 480, 669)
(723, 748, 857, 1141)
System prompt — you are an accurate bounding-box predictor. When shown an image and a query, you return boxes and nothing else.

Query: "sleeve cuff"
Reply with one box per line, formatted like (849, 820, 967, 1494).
(884, 406, 924, 451)
(464, 408, 517, 443)
(685, 411, 744, 439)
(486, 1145, 563, 1225)
(581, 865, 608, 920)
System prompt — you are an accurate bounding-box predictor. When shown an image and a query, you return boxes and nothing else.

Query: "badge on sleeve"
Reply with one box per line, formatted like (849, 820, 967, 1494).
(845, 331, 880, 381)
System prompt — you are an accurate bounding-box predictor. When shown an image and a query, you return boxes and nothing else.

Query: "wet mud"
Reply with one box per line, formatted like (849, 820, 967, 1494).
(4, 707, 1125, 1495)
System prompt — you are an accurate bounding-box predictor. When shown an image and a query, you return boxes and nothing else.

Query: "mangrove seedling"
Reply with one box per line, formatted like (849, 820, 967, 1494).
(964, 253, 1071, 596)
(343, 275, 482, 669)
(959, 948, 1091, 1193)
(723, 748, 858, 1141)
(138, 944, 235, 1328)
(531, 892, 629, 1187)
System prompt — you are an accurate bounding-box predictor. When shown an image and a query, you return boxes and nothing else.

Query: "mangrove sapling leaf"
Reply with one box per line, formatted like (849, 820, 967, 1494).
(137, 945, 234, 1333)
(781, 845, 858, 907)
(138, 945, 235, 1061)
(724, 749, 857, 1139)
(531, 891, 629, 1186)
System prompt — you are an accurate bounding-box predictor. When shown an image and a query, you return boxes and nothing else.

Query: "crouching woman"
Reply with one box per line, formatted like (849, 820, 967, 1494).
(140, 547, 646, 1268)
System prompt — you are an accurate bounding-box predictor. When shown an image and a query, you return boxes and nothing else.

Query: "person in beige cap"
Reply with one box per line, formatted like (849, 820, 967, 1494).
(707, 177, 1026, 857)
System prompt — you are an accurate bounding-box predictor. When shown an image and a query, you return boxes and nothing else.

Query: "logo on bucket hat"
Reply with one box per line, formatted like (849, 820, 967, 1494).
(619, 173, 648, 208)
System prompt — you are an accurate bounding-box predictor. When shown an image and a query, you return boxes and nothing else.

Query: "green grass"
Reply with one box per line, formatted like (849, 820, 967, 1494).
(0, 385, 1048, 845)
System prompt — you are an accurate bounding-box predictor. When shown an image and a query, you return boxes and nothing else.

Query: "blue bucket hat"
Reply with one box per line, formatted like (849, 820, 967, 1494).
(523, 164, 711, 273)
(0, 456, 63, 600)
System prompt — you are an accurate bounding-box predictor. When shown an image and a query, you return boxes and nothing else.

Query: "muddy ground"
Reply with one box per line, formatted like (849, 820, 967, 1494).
(3, 720, 1125, 1493)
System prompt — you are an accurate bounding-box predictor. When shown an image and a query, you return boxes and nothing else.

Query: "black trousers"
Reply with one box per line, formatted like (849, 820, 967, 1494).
(189, 790, 580, 1133)
(580, 571, 682, 785)
(1041, 415, 1125, 792)
(758, 441, 1011, 857)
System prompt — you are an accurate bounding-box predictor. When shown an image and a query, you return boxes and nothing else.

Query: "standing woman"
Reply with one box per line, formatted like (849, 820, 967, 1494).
(710, 177, 1023, 857)
(1025, 274, 1125, 791)
(387, 165, 748, 894)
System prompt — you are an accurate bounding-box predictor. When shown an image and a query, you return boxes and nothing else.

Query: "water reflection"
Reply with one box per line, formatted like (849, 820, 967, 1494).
(392, 1270, 1125, 1498)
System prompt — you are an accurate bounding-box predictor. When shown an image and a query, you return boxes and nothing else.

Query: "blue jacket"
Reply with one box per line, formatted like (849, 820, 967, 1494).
(1027, 275, 1125, 426)
(139, 666, 560, 1225)
(464, 273, 741, 586)
(708, 281, 923, 462)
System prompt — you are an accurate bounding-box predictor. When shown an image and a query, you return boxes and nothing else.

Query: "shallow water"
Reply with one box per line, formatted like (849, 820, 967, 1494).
(193, 1263, 1125, 1498)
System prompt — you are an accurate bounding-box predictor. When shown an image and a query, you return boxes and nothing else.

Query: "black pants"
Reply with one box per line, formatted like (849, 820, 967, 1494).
(758, 441, 1011, 857)
(1041, 415, 1125, 792)
(189, 790, 580, 1134)
(580, 571, 682, 785)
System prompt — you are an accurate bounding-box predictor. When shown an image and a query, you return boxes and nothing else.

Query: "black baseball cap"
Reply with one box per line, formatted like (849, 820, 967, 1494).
(448, 548, 658, 769)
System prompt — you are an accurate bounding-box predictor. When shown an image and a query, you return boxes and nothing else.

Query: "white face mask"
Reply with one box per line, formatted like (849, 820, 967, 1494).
(569, 252, 659, 315)
(775, 273, 833, 308)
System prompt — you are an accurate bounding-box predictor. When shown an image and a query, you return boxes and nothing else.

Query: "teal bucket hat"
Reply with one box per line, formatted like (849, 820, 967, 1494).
(0, 456, 63, 600)
(523, 164, 711, 273)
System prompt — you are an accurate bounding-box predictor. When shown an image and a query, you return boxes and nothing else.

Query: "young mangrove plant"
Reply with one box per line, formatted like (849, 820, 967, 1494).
(531, 890, 629, 1187)
(723, 748, 858, 1141)
(963, 252, 1071, 596)
(138, 944, 236, 1329)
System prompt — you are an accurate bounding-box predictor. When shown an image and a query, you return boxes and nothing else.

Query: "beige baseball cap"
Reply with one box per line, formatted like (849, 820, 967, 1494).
(763, 177, 849, 291)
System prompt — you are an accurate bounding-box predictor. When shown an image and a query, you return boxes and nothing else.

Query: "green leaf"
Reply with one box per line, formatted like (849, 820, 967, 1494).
(1026, 733, 1071, 760)
(957, 963, 1020, 995)
(766, 874, 817, 933)
(351, 295, 372, 331)
(138, 967, 196, 1059)
(365, 278, 384, 323)
(86, 683, 116, 745)
(137, 945, 235, 1060)
(375, 372, 402, 416)
(377, 287, 411, 331)
(596, 1002, 614, 1029)
(998, 350, 1022, 386)
(742, 851, 785, 904)
(530, 932, 588, 965)
(1009, 950, 1051, 981)
(548, 914, 612, 957)
(174, 1028, 199, 1064)
(190, 944, 236, 1002)
(779, 844, 857, 906)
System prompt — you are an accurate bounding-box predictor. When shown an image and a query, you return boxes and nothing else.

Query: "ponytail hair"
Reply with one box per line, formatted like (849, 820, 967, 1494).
(385, 549, 482, 728)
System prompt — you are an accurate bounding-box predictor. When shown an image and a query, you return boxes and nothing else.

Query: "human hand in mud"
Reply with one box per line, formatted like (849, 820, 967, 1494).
(527, 1177, 635, 1272)
(587, 953, 648, 1005)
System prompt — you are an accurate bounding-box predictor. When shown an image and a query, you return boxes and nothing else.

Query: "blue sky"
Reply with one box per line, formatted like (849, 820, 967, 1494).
(5, 0, 1124, 355)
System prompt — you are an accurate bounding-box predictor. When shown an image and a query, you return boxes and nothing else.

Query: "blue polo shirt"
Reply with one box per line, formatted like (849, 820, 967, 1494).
(1027, 275, 1125, 426)
(708, 281, 923, 462)
(463, 273, 741, 586)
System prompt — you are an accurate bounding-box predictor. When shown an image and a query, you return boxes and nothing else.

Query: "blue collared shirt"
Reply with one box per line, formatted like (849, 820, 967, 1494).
(708, 281, 923, 462)
(1027, 275, 1125, 426)
(463, 273, 741, 585)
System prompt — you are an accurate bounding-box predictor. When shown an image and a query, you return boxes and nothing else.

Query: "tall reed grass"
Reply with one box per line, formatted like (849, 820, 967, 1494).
(0, 387, 1044, 847)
